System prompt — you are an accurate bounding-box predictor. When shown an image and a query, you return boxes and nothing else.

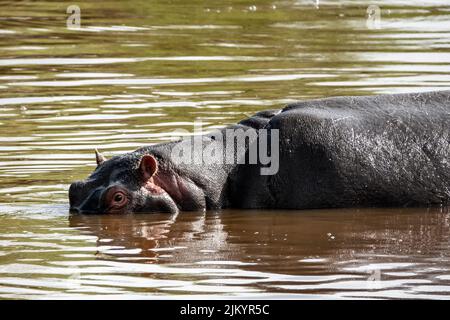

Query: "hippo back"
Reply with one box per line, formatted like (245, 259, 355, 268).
(228, 90, 450, 209)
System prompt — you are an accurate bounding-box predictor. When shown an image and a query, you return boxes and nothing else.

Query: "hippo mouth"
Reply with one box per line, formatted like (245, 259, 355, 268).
(135, 192, 180, 214)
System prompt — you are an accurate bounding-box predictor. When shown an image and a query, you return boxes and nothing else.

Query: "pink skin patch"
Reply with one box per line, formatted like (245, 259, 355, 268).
(144, 177, 165, 195)
(148, 172, 186, 205)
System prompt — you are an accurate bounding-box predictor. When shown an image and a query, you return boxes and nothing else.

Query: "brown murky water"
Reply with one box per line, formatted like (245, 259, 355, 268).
(1, 0, 450, 299)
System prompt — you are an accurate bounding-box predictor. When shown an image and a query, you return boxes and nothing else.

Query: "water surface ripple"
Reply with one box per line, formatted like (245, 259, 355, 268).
(1, 0, 450, 299)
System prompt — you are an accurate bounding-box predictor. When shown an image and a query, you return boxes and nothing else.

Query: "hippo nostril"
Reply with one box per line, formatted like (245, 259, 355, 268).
(69, 206, 80, 214)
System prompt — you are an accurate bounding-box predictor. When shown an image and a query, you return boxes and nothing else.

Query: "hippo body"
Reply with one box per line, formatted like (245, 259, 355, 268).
(69, 91, 450, 214)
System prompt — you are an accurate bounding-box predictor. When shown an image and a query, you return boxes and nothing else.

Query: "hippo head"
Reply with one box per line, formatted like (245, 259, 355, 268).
(68, 150, 179, 215)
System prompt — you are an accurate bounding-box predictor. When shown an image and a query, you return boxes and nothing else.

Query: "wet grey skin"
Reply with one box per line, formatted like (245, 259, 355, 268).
(69, 90, 450, 215)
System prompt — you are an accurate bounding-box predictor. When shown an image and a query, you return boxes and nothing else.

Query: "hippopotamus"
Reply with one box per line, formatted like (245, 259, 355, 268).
(69, 90, 450, 214)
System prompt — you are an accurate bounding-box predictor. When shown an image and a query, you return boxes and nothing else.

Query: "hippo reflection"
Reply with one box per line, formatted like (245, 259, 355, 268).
(68, 208, 450, 269)
(69, 91, 450, 214)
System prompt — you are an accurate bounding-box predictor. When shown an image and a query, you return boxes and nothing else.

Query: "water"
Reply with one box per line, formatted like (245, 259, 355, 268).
(0, 0, 450, 299)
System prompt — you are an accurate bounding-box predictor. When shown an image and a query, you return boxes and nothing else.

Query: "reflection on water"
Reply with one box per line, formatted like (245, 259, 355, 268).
(1, 0, 450, 299)
(1, 207, 450, 299)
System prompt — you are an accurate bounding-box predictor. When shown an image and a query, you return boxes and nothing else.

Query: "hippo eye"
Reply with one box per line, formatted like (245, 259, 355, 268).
(106, 189, 128, 209)
(112, 192, 127, 205)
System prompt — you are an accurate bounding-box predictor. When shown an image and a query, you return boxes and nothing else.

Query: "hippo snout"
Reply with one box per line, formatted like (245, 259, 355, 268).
(68, 180, 84, 209)
(69, 181, 105, 214)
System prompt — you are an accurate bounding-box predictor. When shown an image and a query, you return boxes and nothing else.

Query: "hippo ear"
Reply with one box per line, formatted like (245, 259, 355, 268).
(95, 149, 106, 166)
(139, 154, 158, 181)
